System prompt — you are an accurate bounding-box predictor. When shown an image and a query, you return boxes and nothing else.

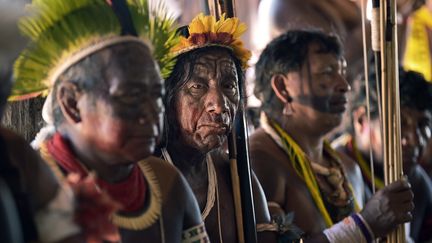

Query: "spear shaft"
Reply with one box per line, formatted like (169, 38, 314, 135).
(205, 1, 258, 242)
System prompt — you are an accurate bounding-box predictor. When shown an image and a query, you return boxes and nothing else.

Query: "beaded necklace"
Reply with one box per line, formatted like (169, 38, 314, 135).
(39, 135, 163, 232)
(261, 114, 360, 227)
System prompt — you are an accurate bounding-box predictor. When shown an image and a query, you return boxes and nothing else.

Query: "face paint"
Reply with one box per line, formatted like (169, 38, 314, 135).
(173, 49, 239, 152)
(295, 49, 349, 115)
(78, 44, 164, 162)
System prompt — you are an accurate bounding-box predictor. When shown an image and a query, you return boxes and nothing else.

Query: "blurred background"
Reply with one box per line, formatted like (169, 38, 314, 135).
(0, 0, 428, 141)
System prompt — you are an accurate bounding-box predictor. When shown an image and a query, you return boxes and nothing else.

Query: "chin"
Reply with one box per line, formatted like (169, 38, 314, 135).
(120, 139, 156, 161)
(199, 135, 226, 152)
(123, 150, 153, 162)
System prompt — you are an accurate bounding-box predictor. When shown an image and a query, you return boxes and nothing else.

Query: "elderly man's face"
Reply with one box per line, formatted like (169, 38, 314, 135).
(77, 45, 164, 162)
(174, 49, 239, 152)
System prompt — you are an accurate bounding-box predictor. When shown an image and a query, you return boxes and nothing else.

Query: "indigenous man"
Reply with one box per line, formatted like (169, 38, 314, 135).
(162, 14, 376, 243)
(335, 69, 432, 242)
(160, 14, 279, 243)
(1, 68, 83, 242)
(251, 30, 414, 241)
(12, 0, 207, 242)
(254, 0, 363, 81)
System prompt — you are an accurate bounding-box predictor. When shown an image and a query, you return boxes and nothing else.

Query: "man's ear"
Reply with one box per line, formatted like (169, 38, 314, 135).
(56, 82, 82, 124)
(270, 74, 291, 103)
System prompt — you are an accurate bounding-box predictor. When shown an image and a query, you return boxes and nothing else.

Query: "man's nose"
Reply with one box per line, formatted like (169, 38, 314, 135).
(335, 73, 351, 93)
(205, 86, 229, 114)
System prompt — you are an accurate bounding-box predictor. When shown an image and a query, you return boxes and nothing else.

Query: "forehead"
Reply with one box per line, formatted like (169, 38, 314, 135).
(192, 49, 237, 75)
(104, 46, 162, 90)
(306, 43, 340, 68)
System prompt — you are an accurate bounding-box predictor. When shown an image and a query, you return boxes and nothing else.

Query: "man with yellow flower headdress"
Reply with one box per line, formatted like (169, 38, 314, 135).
(157, 13, 342, 243)
(12, 0, 208, 242)
(159, 13, 279, 243)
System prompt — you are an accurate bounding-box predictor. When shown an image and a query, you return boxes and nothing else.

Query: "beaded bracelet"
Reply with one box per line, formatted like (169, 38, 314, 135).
(352, 213, 374, 243)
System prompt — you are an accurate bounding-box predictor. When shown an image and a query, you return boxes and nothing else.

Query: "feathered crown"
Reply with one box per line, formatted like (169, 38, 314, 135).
(11, 0, 178, 101)
(171, 13, 251, 69)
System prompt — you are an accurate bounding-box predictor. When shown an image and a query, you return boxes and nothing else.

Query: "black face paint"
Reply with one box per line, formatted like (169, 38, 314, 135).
(295, 53, 348, 114)
(296, 94, 347, 114)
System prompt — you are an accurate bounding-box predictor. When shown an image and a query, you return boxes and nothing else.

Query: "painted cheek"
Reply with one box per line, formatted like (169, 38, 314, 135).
(176, 98, 198, 133)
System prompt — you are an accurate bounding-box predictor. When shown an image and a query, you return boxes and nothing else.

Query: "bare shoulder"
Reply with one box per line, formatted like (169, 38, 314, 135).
(250, 128, 290, 205)
(143, 156, 202, 228)
(143, 156, 185, 191)
(250, 129, 288, 168)
(143, 156, 198, 203)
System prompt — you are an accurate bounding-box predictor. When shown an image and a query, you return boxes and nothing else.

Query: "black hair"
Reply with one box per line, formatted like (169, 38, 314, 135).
(0, 66, 12, 118)
(400, 70, 432, 113)
(51, 42, 151, 127)
(352, 68, 432, 120)
(254, 29, 343, 116)
(163, 45, 244, 144)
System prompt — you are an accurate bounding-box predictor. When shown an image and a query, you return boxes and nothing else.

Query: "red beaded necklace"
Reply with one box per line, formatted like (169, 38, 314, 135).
(47, 133, 147, 213)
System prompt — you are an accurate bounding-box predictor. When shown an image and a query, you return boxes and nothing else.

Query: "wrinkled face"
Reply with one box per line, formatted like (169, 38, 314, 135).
(401, 106, 432, 170)
(78, 45, 164, 162)
(288, 43, 350, 133)
(174, 50, 239, 152)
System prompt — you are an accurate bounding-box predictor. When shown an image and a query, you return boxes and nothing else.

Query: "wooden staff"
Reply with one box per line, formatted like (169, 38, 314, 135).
(205, 1, 258, 242)
(377, 0, 405, 242)
(360, 0, 378, 194)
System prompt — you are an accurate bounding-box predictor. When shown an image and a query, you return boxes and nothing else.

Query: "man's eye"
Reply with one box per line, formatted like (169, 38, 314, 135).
(224, 83, 236, 89)
(191, 84, 204, 89)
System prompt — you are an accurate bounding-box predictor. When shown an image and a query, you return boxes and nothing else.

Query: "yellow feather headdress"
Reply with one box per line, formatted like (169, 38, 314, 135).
(11, 0, 178, 101)
(171, 13, 251, 69)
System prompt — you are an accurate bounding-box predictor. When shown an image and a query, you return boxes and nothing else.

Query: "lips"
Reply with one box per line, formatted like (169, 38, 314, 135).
(329, 97, 348, 113)
(197, 123, 229, 134)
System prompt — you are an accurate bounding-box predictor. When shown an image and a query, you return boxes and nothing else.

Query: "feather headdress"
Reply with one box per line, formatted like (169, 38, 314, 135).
(171, 13, 251, 69)
(11, 0, 178, 101)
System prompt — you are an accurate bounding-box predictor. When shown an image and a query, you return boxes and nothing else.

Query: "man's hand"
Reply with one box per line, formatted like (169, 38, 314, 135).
(360, 179, 414, 237)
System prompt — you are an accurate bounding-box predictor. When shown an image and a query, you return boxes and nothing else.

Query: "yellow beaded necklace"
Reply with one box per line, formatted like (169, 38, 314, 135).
(268, 119, 360, 227)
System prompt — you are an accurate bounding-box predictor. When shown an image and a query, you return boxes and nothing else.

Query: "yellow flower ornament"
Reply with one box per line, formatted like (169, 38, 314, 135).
(171, 13, 251, 69)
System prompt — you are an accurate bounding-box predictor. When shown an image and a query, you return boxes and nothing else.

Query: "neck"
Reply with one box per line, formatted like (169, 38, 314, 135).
(275, 115, 325, 163)
(60, 130, 133, 183)
(166, 138, 208, 177)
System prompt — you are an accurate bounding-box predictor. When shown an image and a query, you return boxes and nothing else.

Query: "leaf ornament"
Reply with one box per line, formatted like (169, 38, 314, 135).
(11, 0, 178, 101)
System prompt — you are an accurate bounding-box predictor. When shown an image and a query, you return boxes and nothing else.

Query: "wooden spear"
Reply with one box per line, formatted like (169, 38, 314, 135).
(378, 0, 405, 242)
(205, 1, 258, 242)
